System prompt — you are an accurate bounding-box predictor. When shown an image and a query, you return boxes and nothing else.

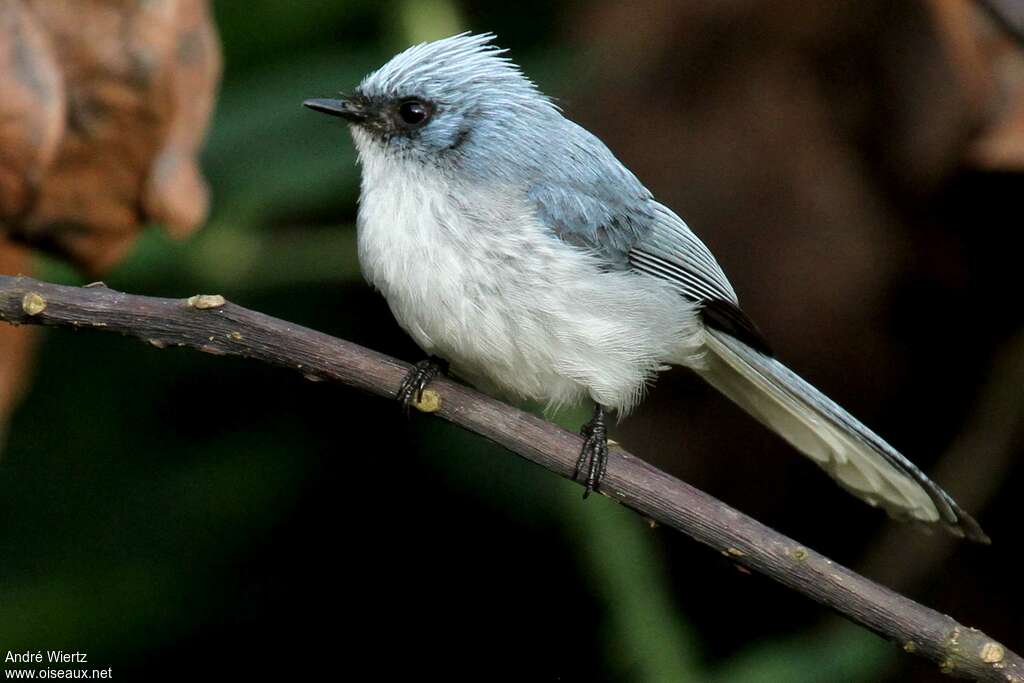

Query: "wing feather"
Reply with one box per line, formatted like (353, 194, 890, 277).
(526, 122, 739, 310)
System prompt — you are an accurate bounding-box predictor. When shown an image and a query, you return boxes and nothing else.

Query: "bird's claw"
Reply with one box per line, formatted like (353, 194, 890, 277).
(574, 406, 609, 497)
(397, 357, 448, 413)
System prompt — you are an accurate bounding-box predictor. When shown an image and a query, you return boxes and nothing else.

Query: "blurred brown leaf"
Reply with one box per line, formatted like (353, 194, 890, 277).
(0, 0, 221, 427)
(0, 0, 221, 275)
(0, 2, 64, 223)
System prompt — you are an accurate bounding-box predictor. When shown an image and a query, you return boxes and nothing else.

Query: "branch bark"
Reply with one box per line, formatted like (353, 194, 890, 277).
(0, 274, 1019, 682)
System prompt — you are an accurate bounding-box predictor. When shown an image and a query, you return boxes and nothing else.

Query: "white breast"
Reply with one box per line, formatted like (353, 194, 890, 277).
(353, 135, 706, 413)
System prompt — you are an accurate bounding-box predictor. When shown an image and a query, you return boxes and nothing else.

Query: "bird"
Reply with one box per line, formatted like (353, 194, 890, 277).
(304, 32, 988, 543)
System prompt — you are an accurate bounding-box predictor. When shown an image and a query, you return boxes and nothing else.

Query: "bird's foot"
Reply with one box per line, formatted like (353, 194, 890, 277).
(574, 405, 609, 498)
(397, 356, 449, 413)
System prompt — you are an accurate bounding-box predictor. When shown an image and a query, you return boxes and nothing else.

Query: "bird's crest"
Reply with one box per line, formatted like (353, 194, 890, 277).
(357, 32, 553, 111)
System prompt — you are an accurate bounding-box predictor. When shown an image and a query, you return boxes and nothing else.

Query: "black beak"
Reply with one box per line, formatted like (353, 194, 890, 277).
(302, 97, 367, 123)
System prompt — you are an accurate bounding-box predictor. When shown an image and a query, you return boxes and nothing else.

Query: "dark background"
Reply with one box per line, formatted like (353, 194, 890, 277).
(1, 1, 1022, 680)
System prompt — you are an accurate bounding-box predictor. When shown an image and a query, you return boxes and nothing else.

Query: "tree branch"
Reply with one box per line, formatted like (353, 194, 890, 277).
(1, 274, 1019, 682)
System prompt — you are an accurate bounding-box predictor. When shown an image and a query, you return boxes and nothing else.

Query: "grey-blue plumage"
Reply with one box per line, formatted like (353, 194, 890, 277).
(305, 33, 987, 542)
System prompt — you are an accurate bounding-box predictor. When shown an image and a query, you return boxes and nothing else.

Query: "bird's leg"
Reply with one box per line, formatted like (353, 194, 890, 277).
(575, 403, 609, 498)
(397, 356, 449, 413)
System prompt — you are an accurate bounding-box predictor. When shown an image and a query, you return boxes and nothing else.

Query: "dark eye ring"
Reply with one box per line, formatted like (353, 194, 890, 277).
(398, 99, 431, 126)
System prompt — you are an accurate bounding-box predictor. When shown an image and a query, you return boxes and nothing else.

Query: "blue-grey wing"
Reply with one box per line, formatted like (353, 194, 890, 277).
(526, 123, 737, 303)
(628, 203, 737, 304)
(526, 121, 771, 352)
(526, 151, 650, 270)
(634, 206, 774, 353)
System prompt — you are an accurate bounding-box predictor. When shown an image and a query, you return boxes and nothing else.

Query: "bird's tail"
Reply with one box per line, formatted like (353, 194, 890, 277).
(696, 328, 989, 543)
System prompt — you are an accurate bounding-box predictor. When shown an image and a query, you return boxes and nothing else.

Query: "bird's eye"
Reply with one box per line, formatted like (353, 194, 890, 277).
(398, 99, 431, 126)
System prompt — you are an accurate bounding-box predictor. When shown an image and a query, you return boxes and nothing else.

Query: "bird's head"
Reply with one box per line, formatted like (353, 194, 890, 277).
(305, 33, 556, 168)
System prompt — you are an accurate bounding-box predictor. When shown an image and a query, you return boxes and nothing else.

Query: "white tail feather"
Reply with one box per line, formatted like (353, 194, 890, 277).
(696, 329, 988, 542)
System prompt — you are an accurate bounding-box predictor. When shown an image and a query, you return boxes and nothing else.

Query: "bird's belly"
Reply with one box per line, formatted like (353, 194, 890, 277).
(356, 178, 704, 413)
